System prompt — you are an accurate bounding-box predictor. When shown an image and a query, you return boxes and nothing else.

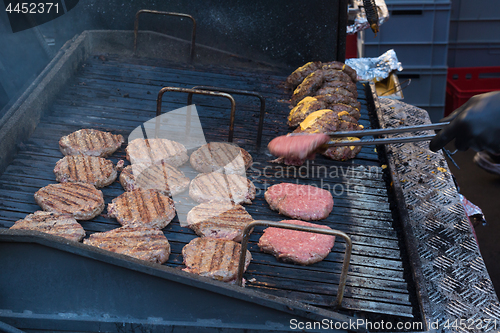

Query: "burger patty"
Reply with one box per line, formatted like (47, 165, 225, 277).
(322, 139, 363, 161)
(315, 86, 358, 99)
(285, 61, 323, 89)
(84, 226, 171, 264)
(187, 200, 254, 242)
(182, 237, 252, 282)
(321, 61, 358, 82)
(119, 162, 190, 196)
(290, 70, 325, 105)
(190, 142, 253, 175)
(34, 182, 105, 220)
(258, 219, 336, 265)
(126, 138, 188, 167)
(54, 155, 118, 188)
(10, 211, 86, 242)
(189, 172, 256, 205)
(264, 183, 334, 221)
(107, 188, 176, 229)
(59, 129, 124, 157)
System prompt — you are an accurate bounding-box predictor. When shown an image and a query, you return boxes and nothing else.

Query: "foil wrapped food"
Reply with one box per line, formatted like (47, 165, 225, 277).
(345, 49, 403, 82)
(347, 0, 389, 35)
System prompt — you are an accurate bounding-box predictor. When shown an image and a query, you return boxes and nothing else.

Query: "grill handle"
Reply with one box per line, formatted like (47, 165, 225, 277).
(156, 87, 236, 142)
(188, 86, 266, 148)
(237, 220, 353, 309)
(134, 9, 197, 63)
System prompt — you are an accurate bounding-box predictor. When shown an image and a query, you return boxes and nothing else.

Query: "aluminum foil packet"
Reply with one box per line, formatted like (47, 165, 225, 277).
(345, 49, 403, 82)
(347, 0, 389, 35)
(459, 193, 486, 222)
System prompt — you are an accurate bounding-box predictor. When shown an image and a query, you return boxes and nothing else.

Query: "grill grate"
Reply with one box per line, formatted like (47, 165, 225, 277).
(0, 55, 417, 319)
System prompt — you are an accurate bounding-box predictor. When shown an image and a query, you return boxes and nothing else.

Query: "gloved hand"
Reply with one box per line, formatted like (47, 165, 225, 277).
(429, 91, 500, 154)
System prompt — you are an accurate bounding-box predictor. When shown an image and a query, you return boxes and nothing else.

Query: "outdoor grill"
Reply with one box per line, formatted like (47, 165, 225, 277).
(0, 15, 499, 333)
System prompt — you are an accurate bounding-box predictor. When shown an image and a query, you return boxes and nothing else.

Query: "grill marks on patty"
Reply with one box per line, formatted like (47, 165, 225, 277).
(182, 237, 252, 282)
(190, 142, 253, 175)
(126, 138, 188, 167)
(59, 129, 124, 157)
(107, 189, 176, 229)
(189, 172, 256, 204)
(54, 155, 117, 188)
(34, 182, 105, 220)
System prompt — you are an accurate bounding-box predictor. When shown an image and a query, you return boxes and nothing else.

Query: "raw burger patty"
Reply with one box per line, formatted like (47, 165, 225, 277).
(59, 129, 124, 157)
(264, 183, 334, 220)
(189, 172, 256, 205)
(107, 188, 176, 229)
(258, 219, 335, 265)
(126, 138, 188, 167)
(84, 226, 170, 264)
(187, 200, 254, 242)
(54, 155, 118, 188)
(182, 237, 252, 282)
(10, 211, 85, 242)
(190, 142, 253, 175)
(34, 182, 105, 220)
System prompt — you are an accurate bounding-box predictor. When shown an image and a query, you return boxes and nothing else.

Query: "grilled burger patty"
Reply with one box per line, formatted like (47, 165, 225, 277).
(258, 219, 335, 265)
(59, 129, 124, 157)
(34, 182, 105, 220)
(10, 211, 86, 242)
(119, 162, 190, 196)
(187, 200, 254, 242)
(54, 155, 118, 188)
(189, 172, 256, 205)
(182, 237, 252, 282)
(285, 61, 323, 89)
(84, 226, 171, 264)
(265, 183, 334, 221)
(107, 189, 176, 229)
(190, 142, 253, 175)
(126, 138, 188, 167)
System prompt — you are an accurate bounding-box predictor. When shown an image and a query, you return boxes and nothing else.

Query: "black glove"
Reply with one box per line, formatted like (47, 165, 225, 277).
(429, 91, 500, 154)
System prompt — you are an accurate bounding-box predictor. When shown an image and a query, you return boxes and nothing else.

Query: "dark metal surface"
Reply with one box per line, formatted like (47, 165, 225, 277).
(134, 9, 196, 63)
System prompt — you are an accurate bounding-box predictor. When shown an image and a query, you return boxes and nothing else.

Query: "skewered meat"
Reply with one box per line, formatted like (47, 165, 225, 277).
(290, 70, 325, 105)
(321, 61, 358, 82)
(316, 86, 358, 99)
(107, 189, 176, 229)
(126, 138, 188, 167)
(54, 155, 119, 188)
(182, 237, 252, 282)
(187, 200, 254, 242)
(59, 129, 124, 157)
(84, 226, 171, 264)
(189, 172, 256, 205)
(322, 138, 363, 161)
(285, 61, 323, 89)
(258, 219, 335, 265)
(119, 162, 190, 196)
(10, 211, 85, 242)
(315, 94, 361, 111)
(34, 182, 104, 220)
(268, 133, 330, 161)
(190, 142, 253, 175)
(264, 183, 334, 221)
(288, 96, 328, 127)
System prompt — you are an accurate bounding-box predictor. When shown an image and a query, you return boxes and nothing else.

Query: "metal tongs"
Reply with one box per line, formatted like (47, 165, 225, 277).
(322, 122, 450, 147)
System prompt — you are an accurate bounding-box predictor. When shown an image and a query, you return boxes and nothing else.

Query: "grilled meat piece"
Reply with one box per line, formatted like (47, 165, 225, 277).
(285, 61, 323, 89)
(126, 138, 188, 167)
(287, 96, 327, 127)
(294, 110, 364, 134)
(189, 172, 256, 205)
(328, 103, 361, 120)
(290, 70, 325, 106)
(59, 129, 124, 157)
(84, 226, 171, 264)
(34, 182, 104, 220)
(322, 69, 353, 83)
(258, 219, 335, 265)
(107, 189, 176, 229)
(316, 86, 358, 99)
(54, 155, 118, 188)
(315, 94, 361, 111)
(268, 133, 330, 161)
(10, 211, 85, 242)
(265, 183, 334, 221)
(322, 80, 357, 95)
(321, 61, 358, 82)
(187, 200, 254, 242)
(119, 162, 190, 196)
(190, 142, 253, 175)
(182, 237, 252, 282)
(322, 138, 363, 161)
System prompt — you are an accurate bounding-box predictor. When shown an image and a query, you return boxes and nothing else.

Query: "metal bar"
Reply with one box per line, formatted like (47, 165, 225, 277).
(237, 220, 352, 309)
(326, 134, 436, 147)
(134, 9, 197, 63)
(188, 86, 266, 148)
(156, 87, 236, 141)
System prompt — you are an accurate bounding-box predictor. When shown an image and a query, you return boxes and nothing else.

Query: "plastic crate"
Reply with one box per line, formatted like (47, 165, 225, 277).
(447, 42, 500, 68)
(445, 66, 500, 116)
(363, 43, 448, 68)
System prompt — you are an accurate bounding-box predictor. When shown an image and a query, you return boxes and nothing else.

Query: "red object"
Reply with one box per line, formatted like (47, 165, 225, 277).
(345, 33, 358, 59)
(445, 66, 500, 116)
